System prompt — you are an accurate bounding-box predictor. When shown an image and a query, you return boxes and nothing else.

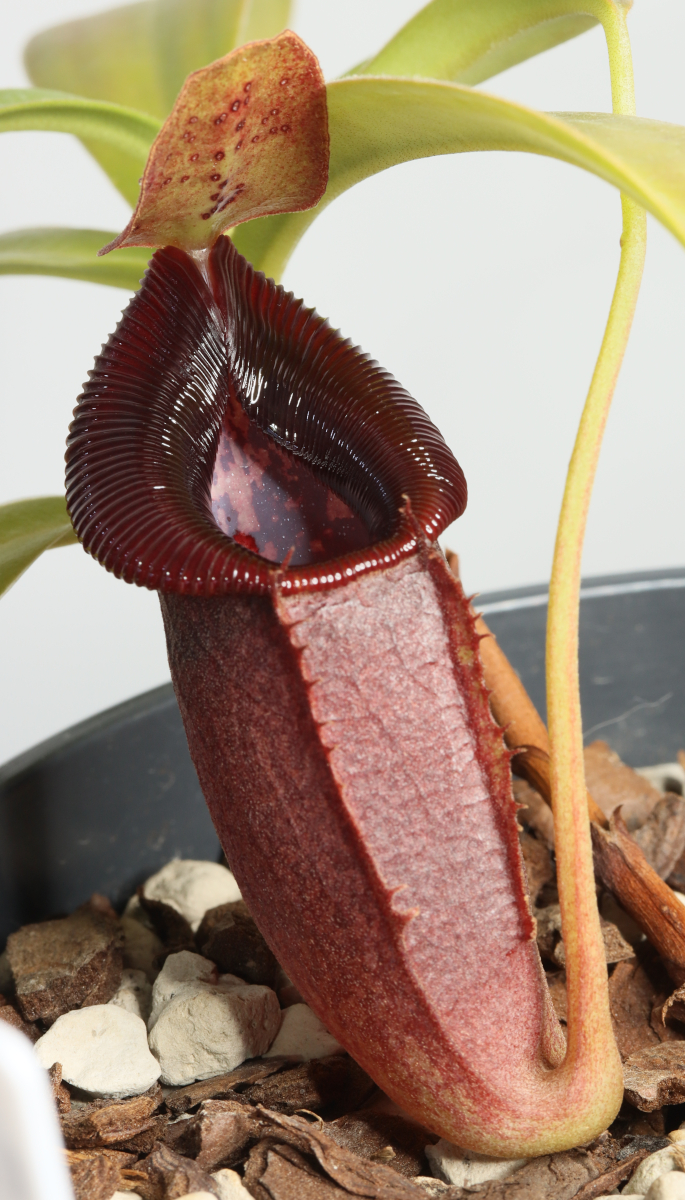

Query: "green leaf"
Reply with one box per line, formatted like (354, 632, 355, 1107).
(25, 0, 293, 119)
(232, 78, 685, 280)
(0, 497, 78, 596)
(0, 89, 160, 205)
(0, 228, 150, 290)
(348, 0, 620, 85)
(24, 0, 292, 200)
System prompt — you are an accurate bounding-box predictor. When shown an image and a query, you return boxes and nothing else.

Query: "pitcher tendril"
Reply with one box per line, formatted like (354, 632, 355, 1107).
(546, 0, 647, 1129)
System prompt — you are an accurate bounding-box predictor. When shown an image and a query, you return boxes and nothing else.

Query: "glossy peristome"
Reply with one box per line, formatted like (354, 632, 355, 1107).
(66, 236, 466, 594)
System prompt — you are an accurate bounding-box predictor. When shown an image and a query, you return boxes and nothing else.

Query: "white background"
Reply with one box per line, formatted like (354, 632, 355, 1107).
(0, 0, 684, 764)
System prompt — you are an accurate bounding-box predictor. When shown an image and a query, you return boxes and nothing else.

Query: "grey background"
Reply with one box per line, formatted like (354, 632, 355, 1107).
(1, 0, 684, 764)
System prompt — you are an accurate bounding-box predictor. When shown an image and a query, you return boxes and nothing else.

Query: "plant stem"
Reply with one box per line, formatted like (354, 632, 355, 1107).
(546, 1, 647, 1097)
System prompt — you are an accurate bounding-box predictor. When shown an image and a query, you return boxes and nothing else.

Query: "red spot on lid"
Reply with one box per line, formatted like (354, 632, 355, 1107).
(163, 176, 172, 185)
(190, 153, 199, 161)
(188, 116, 198, 124)
(180, 175, 190, 183)
(236, 120, 245, 131)
(270, 127, 278, 135)
(235, 141, 242, 152)
(214, 150, 225, 161)
(210, 173, 221, 180)
(270, 108, 279, 116)
(214, 113, 227, 125)
(251, 136, 259, 143)
(280, 77, 288, 85)
(280, 124, 290, 133)
(231, 100, 241, 112)
(244, 81, 252, 91)
(261, 117, 269, 125)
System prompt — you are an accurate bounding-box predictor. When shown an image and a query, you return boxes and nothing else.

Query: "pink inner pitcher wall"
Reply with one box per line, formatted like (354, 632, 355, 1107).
(210, 388, 372, 565)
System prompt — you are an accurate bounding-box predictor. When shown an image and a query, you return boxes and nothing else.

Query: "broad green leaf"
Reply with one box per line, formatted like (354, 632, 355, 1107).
(0, 90, 160, 206)
(105, 32, 328, 255)
(0, 229, 150, 291)
(349, 0, 626, 86)
(0, 498, 77, 596)
(232, 78, 685, 281)
(24, 0, 291, 201)
(25, 0, 293, 119)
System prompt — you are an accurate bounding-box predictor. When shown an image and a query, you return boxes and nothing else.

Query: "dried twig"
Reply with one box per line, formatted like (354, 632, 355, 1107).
(572, 1149, 649, 1200)
(592, 812, 685, 985)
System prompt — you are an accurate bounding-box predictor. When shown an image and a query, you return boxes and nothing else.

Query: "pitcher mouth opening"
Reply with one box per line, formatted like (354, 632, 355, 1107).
(209, 373, 375, 569)
(66, 236, 467, 597)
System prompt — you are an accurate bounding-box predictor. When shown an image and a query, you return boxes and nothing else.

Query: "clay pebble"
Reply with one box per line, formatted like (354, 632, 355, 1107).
(211, 1167, 253, 1198)
(141, 859, 241, 931)
(120, 914, 164, 982)
(425, 1138, 528, 1187)
(149, 984, 281, 1085)
(625, 1147, 685, 1194)
(35, 1004, 161, 1098)
(647, 1177, 685, 1200)
(108, 968, 152, 1022)
(148, 950, 220, 1029)
(264, 1001, 343, 1060)
(147, 950, 280, 1085)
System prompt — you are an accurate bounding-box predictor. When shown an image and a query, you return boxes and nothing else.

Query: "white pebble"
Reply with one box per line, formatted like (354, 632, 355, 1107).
(142, 859, 241, 931)
(148, 981, 281, 1086)
(263, 1003, 342, 1061)
(647, 1175, 685, 1200)
(626, 1148, 681, 1194)
(121, 914, 164, 982)
(425, 1139, 527, 1187)
(170, 1195, 216, 1200)
(635, 762, 685, 795)
(212, 1168, 253, 1198)
(148, 950, 218, 1029)
(108, 969, 152, 1022)
(34, 1005, 160, 1098)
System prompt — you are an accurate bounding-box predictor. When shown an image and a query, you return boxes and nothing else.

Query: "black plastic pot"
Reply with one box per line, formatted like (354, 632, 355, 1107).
(1, 566, 684, 948)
